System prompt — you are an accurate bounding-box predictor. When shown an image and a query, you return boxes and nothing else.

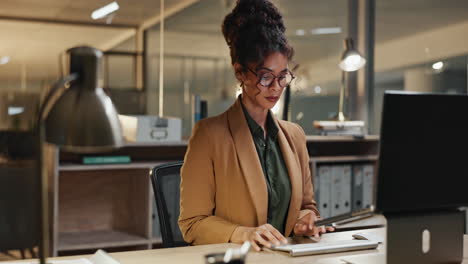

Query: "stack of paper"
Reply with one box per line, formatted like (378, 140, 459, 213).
(1, 249, 120, 264)
(313, 120, 365, 136)
(0, 259, 92, 264)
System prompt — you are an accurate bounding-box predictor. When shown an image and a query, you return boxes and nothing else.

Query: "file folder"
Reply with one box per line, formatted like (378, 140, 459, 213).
(318, 165, 331, 218)
(331, 165, 352, 217)
(312, 163, 320, 212)
(342, 165, 352, 215)
(352, 165, 364, 212)
(362, 164, 374, 209)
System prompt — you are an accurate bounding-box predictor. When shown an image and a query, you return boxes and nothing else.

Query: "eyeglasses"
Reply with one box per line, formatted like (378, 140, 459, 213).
(247, 68, 295, 88)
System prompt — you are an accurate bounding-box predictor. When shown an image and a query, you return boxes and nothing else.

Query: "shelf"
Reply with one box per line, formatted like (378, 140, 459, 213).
(59, 161, 177, 171)
(310, 155, 379, 163)
(58, 230, 149, 251)
(123, 141, 188, 147)
(0, 159, 36, 168)
(306, 135, 379, 142)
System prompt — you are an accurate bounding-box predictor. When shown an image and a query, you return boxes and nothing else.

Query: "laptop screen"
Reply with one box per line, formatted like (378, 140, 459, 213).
(376, 91, 468, 213)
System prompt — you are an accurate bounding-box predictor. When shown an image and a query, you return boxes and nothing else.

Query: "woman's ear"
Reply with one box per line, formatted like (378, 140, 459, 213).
(233, 63, 244, 82)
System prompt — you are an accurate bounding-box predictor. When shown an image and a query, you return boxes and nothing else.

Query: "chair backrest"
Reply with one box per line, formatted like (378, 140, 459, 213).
(0, 166, 41, 251)
(150, 161, 188, 248)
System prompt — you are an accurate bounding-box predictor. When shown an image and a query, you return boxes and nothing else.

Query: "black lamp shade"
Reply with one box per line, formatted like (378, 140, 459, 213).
(45, 46, 123, 152)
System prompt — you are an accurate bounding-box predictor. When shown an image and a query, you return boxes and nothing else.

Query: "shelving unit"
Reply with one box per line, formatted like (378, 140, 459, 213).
(48, 142, 187, 256)
(58, 230, 150, 251)
(59, 162, 172, 171)
(306, 135, 380, 219)
(306, 135, 379, 174)
(310, 155, 378, 163)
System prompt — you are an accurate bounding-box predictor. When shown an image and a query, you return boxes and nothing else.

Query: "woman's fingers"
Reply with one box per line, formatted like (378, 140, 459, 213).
(311, 225, 320, 238)
(268, 225, 288, 244)
(248, 224, 287, 251)
(254, 232, 271, 248)
(250, 238, 262, 251)
(294, 214, 336, 237)
(309, 213, 317, 229)
(294, 223, 307, 235)
(316, 225, 325, 234)
(258, 228, 281, 247)
(299, 212, 315, 229)
(294, 213, 314, 233)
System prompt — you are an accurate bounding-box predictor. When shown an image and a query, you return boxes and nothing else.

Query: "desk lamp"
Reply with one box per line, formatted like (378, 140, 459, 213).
(37, 46, 123, 263)
(337, 37, 366, 122)
(313, 38, 366, 135)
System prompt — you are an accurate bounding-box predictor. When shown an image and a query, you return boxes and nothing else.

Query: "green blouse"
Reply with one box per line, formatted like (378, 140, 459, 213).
(241, 103, 292, 234)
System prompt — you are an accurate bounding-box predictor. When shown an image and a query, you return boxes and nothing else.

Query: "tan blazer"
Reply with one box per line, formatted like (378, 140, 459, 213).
(178, 97, 319, 245)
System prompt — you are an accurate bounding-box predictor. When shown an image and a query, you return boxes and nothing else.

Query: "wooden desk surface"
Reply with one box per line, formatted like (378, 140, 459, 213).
(4, 215, 468, 264)
(95, 233, 468, 264)
(51, 231, 467, 264)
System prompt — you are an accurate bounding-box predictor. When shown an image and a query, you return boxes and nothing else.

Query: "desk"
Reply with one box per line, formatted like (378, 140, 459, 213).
(34, 234, 468, 264)
(72, 233, 468, 264)
(5, 216, 468, 264)
(7, 234, 468, 264)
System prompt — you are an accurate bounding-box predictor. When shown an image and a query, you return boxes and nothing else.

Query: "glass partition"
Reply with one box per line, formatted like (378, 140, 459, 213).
(372, 1, 468, 133)
(145, 0, 348, 137)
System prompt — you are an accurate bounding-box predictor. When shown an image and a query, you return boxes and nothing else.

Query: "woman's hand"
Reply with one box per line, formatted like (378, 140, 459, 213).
(294, 212, 335, 238)
(230, 224, 288, 251)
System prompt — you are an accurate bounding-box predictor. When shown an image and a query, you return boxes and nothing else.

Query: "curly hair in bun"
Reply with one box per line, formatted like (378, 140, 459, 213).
(222, 0, 294, 70)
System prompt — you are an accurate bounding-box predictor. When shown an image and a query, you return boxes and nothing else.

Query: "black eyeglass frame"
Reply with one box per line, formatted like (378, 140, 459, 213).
(246, 67, 295, 88)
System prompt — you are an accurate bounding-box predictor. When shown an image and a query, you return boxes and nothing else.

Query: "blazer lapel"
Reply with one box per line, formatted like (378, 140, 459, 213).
(227, 98, 268, 225)
(276, 120, 302, 236)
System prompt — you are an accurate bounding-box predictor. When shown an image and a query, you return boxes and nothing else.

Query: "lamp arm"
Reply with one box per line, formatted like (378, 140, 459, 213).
(35, 72, 78, 261)
(338, 70, 346, 122)
(37, 73, 79, 125)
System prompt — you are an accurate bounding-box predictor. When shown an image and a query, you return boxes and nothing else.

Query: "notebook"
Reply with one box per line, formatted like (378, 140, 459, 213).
(270, 239, 379, 257)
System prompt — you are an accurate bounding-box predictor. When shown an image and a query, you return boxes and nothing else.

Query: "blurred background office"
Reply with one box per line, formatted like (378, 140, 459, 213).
(0, 0, 467, 138)
(1, 0, 468, 260)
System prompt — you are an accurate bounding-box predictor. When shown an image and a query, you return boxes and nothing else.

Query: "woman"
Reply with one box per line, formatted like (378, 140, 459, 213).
(178, 0, 333, 251)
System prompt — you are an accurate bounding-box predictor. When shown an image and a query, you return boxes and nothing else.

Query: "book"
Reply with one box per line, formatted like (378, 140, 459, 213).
(82, 156, 131, 164)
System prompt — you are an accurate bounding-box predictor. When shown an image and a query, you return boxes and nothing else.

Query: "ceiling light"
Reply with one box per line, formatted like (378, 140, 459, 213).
(432, 61, 444, 70)
(296, 29, 306, 36)
(91, 1, 120, 20)
(314, 86, 322, 94)
(0, 56, 10, 65)
(311, 27, 342, 35)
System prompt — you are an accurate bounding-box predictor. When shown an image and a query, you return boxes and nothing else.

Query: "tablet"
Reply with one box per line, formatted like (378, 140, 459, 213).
(270, 239, 379, 257)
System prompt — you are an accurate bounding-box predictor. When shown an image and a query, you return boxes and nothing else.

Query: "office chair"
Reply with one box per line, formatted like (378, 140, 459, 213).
(150, 161, 189, 248)
(0, 166, 40, 259)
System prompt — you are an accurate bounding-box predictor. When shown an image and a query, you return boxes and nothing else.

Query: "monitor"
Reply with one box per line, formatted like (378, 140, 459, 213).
(376, 91, 468, 213)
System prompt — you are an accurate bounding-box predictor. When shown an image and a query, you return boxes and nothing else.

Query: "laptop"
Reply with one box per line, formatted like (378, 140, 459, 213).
(270, 236, 379, 257)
